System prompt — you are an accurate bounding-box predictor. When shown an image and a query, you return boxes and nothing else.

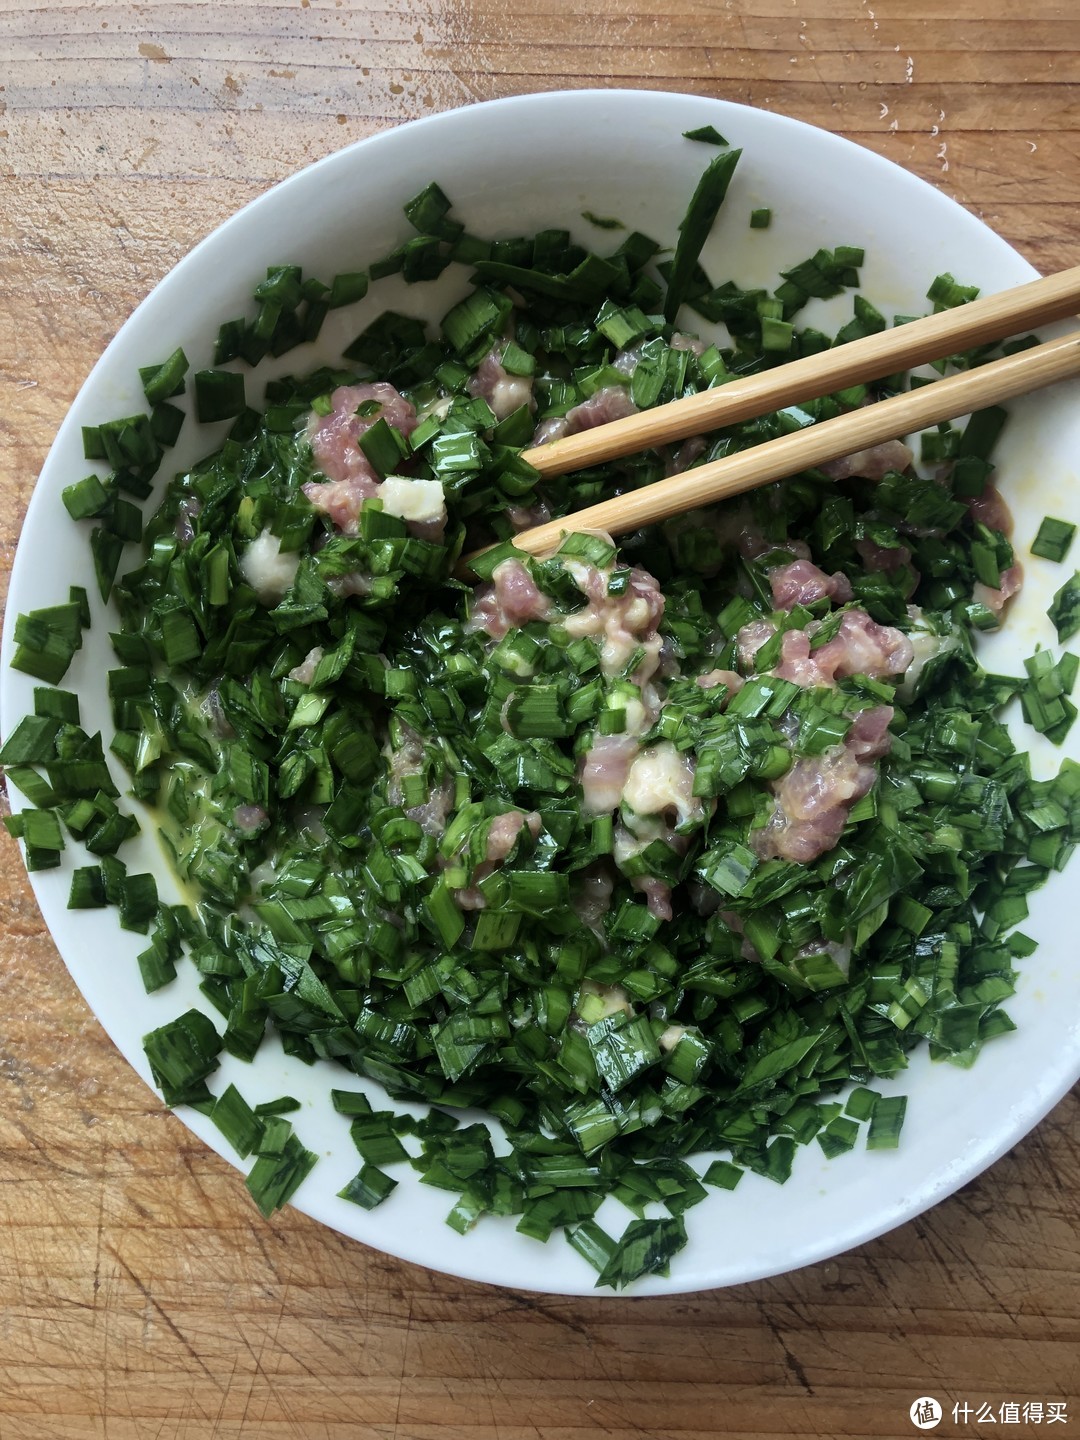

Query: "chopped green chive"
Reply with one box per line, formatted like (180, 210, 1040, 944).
(1048, 572, 1080, 643)
(246, 1133, 318, 1216)
(1032, 517, 1076, 564)
(866, 1096, 907, 1149)
(683, 125, 729, 146)
(664, 147, 742, 321)
(140, 348, 189, 406)
(194, 369, 246, 423)
(338, 1163, 398, 1209)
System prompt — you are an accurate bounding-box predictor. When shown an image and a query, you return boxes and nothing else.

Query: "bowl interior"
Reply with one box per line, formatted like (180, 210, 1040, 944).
(5, 89, 1080, 1295)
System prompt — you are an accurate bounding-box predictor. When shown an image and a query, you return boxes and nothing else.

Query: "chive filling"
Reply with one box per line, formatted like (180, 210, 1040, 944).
(5, 142, 1078, 1288)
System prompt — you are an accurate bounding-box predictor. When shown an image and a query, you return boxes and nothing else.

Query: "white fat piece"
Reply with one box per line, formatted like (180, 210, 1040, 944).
(896, 629, 959, 702)
(377, 475, 447, 526)
(415, 395, 454, 422)
(489, 374, 533, 420)
(578, 980, 633, 1021)
(896, 606, 960, 702)
(658, 1024, 688, 1054)
(621, 741, 700, 825)
(240, 528, 300, 605)
(288, 646, 324, 685)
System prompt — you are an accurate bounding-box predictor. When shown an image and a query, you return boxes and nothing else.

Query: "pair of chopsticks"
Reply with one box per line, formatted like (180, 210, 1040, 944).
(462, 264, 1080, 571)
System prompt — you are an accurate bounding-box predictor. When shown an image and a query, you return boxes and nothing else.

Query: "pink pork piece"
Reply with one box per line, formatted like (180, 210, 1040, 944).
(233, 804, 269, 833)
(974, 564, 1023, 620)
(579, 734, 642, 816)
(966, 482, 1013, 533)
(507, 500, 552, 533)
(665, 435, 707, 477)
(531, 384, 638, 446)
(696, 668, 744, 696)
(565, 385, 639, 432)
(752, 704, 895, 863)
(561, 563, 665, 685)
(669, 332, 708, 356)
(632, 875, 674, 922)
(768, 559, 854, 610)
(813, 610, 915, 682)
(303, 383, 418, 533)
(855, 536, 915, 577)
(820, 438, 913, 482)
(771, 630, 835, 689)
(468, 559, 552, 641)
(845, 704, 896, 763)
(467, 348, 536, 421)
(453, 811, 541, 911)
(966, 484, 1022, 619)
(386, 725, 454, 839)
(773, 610, 914, 688)
(484, 810, 542, 863)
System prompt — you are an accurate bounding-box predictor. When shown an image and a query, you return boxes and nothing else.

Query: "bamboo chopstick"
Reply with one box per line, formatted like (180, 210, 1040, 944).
(476, 329, 1080, 566)
(521, 263, 1080, 479)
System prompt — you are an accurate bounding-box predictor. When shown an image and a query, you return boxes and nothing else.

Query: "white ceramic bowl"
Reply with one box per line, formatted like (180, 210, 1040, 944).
(4, 90, 1079, 1295)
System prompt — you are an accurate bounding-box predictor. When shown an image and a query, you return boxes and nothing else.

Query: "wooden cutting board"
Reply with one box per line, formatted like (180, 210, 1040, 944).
(1, 2, 1077, 1435)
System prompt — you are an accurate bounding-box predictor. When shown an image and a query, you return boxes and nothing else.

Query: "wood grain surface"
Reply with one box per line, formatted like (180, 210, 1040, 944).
(2, 2, 1079, 1436)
